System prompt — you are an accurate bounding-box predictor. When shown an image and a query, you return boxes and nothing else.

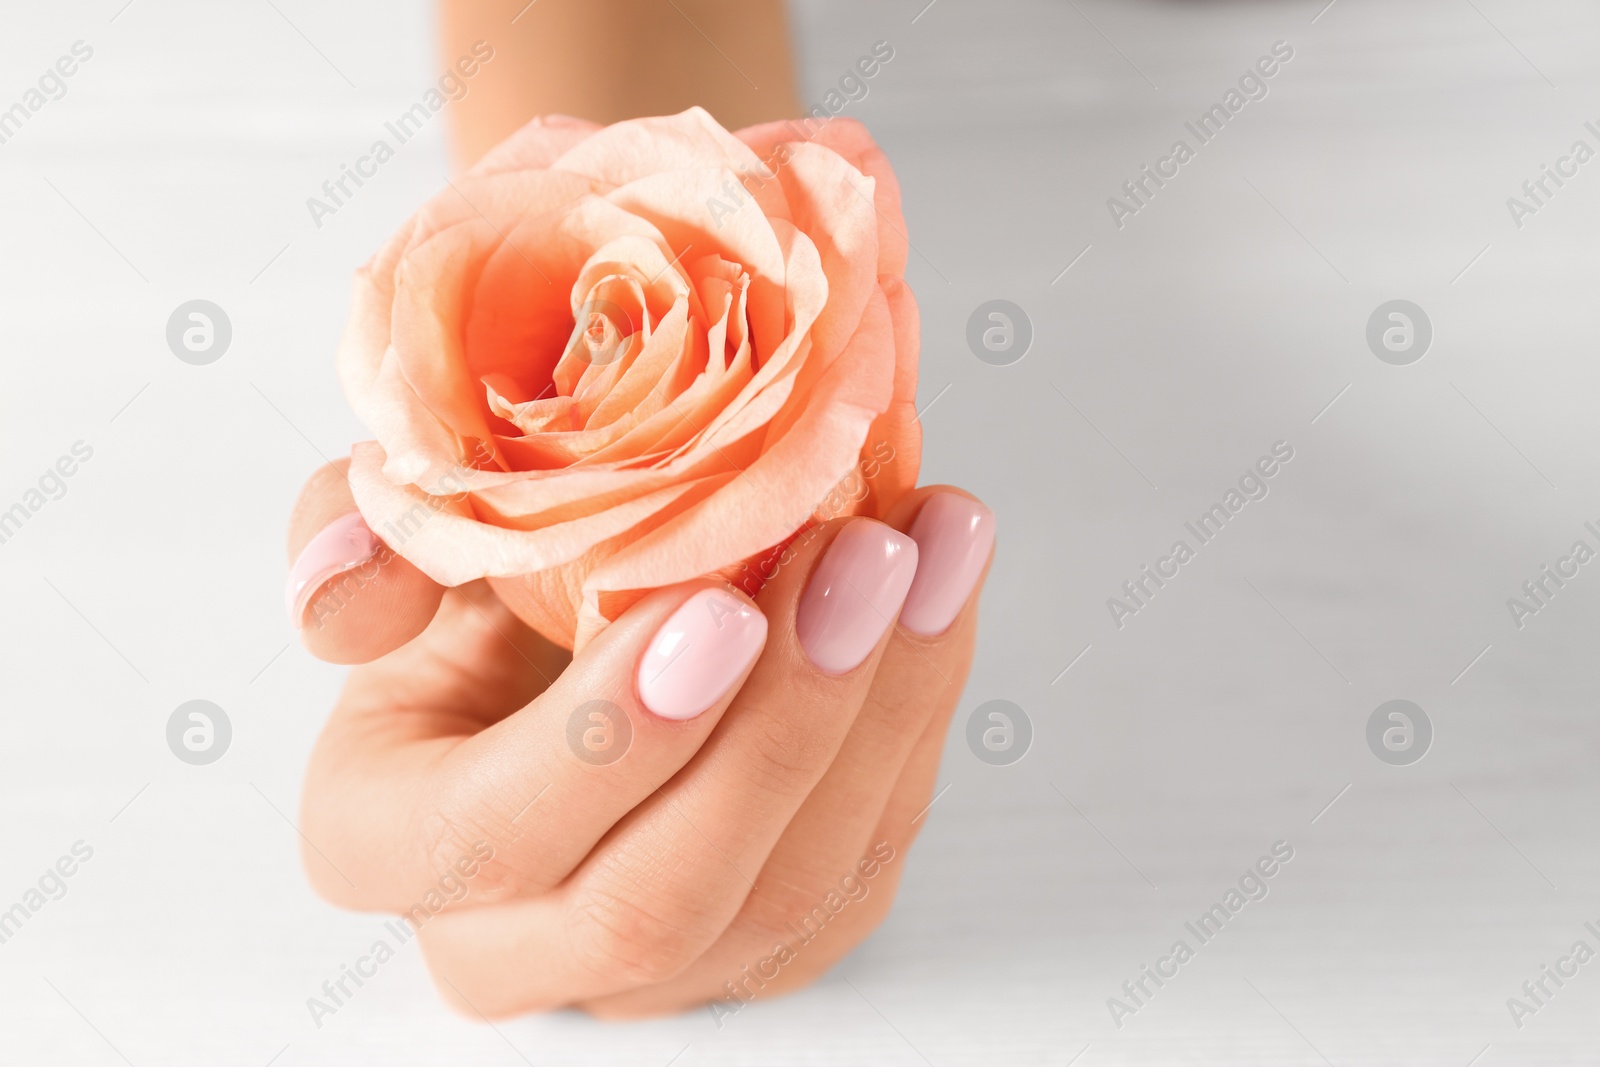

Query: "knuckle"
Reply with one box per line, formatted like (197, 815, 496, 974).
(568, 884, 710, 987)
(743, 876, 820, 936)
(738, 851, 907, 950)
(415, 786, 536, 905)
(740, 709, 836, 799)
(859, 685, 935, 740)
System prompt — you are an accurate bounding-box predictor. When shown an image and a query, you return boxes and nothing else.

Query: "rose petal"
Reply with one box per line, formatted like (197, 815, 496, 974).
(469, 114, 603, 177)
(580, 286, 895, 615)
(738, 115, 909, 277)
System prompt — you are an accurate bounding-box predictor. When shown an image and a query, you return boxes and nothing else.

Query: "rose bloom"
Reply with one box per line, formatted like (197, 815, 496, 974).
(339, 108, 920, 649)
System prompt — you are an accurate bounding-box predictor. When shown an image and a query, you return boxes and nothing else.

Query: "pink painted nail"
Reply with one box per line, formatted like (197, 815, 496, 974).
(796, 519, 918, 675)
(901, 494, 996, 637)
(637, 588, 768, 720)
(285, 512, 382, 627)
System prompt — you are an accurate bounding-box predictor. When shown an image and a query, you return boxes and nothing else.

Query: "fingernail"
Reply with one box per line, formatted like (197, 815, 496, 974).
(797, 519, 918, 675)
(637, 588, 768, 720)
(900, 494, 996, 637)
(285, 512, 382, 627)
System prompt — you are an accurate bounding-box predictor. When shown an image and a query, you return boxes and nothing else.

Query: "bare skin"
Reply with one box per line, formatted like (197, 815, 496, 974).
(290, 463, 989, 1018)
(438, 0, 803, 169)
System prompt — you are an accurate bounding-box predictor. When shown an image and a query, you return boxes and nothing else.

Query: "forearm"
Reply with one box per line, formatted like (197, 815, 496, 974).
(438, 0, 802, 168)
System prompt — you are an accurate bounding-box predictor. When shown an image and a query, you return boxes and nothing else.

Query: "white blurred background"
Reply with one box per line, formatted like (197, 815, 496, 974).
(3, 1, 1600, 1063)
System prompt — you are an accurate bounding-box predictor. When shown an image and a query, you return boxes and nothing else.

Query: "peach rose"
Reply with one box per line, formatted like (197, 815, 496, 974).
(338, 107, 921, 649)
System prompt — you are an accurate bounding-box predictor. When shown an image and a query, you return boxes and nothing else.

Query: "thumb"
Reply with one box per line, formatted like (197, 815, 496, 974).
(286, 458, 446, 664)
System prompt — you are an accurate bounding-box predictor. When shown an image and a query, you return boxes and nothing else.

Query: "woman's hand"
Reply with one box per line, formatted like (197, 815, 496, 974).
(286, 460, 994, 1019)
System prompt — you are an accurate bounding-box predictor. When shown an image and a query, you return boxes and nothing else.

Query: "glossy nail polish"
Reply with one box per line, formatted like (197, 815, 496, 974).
(901, 494, 995, 637)
(285, 512, 382, 626)
(796, 519, 918, 675)
(637, 588, 768, 720)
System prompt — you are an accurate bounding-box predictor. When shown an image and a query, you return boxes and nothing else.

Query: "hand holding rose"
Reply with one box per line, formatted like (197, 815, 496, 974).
(285, 108, 994, 1016)
(288, 468, 993, 1016)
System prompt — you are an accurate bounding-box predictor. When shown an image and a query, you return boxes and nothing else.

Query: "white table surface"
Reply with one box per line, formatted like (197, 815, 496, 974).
(3, 0, 1600, 1063)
